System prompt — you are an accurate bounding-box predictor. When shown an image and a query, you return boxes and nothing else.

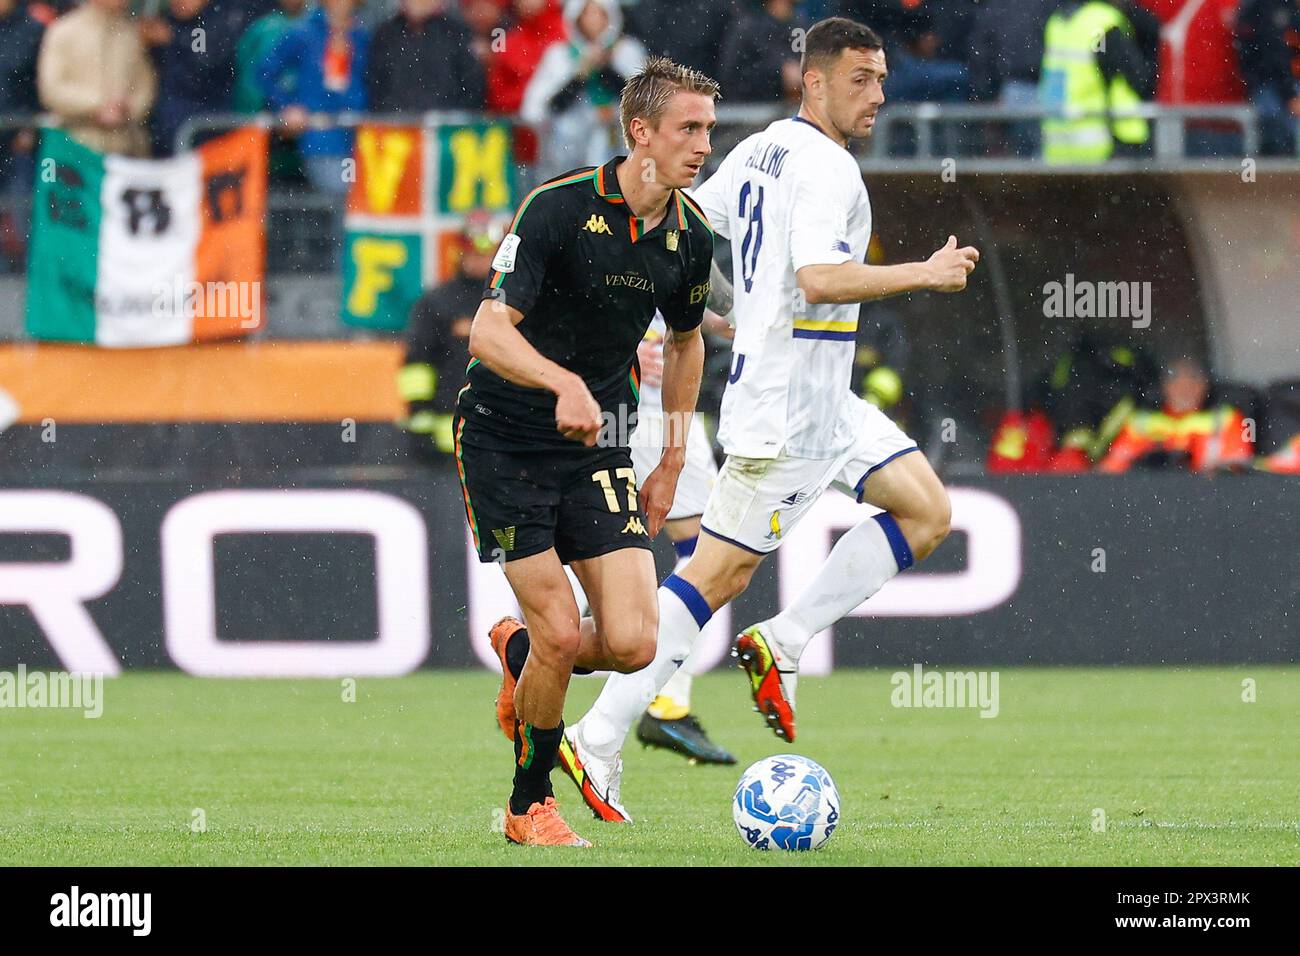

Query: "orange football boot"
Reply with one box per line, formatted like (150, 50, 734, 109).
(503, 797, 592, 847)
(489, 616, 526, 741)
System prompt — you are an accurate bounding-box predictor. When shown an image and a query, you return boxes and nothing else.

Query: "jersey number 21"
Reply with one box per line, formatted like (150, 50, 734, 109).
(738, 180, 764, 294)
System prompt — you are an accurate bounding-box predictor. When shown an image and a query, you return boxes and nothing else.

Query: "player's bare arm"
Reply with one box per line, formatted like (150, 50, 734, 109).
(703, 260, 736, 338)
(640, 324, 704, 538)
(467, 298, 602, 446)
(706, 258, 734, 316)
(701, 308, 735, 340)
(796, 235, 980, 305)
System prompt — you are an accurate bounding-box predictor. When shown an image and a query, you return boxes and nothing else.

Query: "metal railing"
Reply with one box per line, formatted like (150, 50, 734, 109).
(865, 101, 1265, 169)
(172, 101, 1278, 171)
(0, 100, 1282, 179)
(173, 109, 494, 156)
(0, 101, 1292, 280)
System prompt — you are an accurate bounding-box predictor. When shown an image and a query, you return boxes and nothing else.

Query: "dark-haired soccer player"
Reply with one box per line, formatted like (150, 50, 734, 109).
(455, 57, 718, 846)
(561, 18, 981, 822)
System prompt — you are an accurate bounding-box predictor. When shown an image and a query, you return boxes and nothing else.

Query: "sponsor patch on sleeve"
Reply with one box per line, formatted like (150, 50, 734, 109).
(492, 233, 521, 273)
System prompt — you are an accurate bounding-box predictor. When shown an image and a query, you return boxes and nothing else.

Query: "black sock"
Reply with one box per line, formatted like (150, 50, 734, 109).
(506, 625, 592, 676)
(510, 720, 563, 815)
(505, 628, 529, 681)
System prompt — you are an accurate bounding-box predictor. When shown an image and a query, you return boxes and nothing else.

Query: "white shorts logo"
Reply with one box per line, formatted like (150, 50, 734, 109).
(491, 233, 521, 273)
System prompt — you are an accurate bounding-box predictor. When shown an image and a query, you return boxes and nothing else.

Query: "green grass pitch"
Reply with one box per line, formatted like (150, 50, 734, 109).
(1, 668, 1297, 866)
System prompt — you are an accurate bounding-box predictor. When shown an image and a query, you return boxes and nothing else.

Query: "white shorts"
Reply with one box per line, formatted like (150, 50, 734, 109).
(629, 410, 718, 521)
(701, 401, 918, 554)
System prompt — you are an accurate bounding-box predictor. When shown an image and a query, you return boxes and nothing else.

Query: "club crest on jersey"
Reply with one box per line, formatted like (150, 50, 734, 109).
(491, 527, 517, 550)
(665, 229, 679, 252)
(767, 510, 782, 541)
(583, 214, 613, 235)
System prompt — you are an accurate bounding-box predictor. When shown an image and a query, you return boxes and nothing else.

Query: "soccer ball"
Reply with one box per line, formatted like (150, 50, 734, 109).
(732, 754, 840, 851)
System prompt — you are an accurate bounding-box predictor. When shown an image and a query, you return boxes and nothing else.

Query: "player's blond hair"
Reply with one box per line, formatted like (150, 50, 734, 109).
(619, 56, 720, 149)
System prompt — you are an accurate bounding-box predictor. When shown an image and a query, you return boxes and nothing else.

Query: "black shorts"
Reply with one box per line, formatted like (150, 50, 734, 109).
(453, 420, 653, 564)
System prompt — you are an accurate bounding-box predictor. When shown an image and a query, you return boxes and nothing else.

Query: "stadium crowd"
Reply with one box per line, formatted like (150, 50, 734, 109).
(0, 0, 1298, 171)
(1, 0, 1299, 475)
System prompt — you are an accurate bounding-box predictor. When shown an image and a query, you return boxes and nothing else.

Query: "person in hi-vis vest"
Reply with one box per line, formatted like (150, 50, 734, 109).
(1040, 0, 1154, 163)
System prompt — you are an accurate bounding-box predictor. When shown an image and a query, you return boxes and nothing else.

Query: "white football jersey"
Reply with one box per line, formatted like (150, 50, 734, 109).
(689, 117, 873, 460)
(635, 313, 668, 411)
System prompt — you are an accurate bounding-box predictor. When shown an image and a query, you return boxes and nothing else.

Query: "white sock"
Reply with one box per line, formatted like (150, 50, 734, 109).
(656, 551, 702, 710)
(657, 666, 693, 711)
(579, 576, 710, 756)
(767, 513, 914, 659)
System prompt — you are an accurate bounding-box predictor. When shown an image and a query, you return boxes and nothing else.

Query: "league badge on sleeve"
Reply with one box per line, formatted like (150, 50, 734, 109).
(492, 233, 521, 273)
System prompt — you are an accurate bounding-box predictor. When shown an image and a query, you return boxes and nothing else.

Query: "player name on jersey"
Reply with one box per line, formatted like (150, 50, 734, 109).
(743, 141, 791, 179)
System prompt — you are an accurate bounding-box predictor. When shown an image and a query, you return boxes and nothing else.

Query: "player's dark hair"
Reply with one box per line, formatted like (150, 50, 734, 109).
(800, 17, 885, 74)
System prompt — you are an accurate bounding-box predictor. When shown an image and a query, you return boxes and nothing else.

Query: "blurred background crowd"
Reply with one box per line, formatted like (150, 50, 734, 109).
(1, 0, 1298, 476)
(1, 0, 1298, 177)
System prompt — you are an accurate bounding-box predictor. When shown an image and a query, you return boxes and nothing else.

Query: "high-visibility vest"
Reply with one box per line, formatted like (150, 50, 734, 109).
(1098, 405, 1253, 472)
(1040, 1, 1150, 164)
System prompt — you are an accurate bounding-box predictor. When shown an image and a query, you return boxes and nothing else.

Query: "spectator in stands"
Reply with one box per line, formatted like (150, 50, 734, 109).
(1040, 0, 1153, 163)
(988, 330, 1162, 473)
(235, 0, 308, 185)
(832, 0, 917, 50)
(1099, 357, 1254, 472)
(854, 303, 909, 417)
(485, 0, 566, 114)
(521, 0, 646, 175)
(235, 0, 308, 113)
(1135, 0, 1246, 157)
(836, 0, 969, 104)
(719, 0, 806, 105)
(967, 0, 1055, 157)
(368, 0, 486, 113)
(1236, 0, 1300, 156)
(0, 1, 43, 126)
(399, 210, 501, 460)
(1120, 0, 1164, 91)
(463, 0, 507, 64)
(924, 0, 978, 62)
(0, 0, 43, 269)
(142, 0, 256, 155)
(257, 0, 370, 196)
(37, 0, 157, 157)
(624, 0, 732, 77)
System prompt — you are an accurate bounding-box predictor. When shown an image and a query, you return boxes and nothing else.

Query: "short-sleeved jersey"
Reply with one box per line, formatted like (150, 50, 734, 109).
(457, 156, 715, 451)
(689, 117, 873, 460)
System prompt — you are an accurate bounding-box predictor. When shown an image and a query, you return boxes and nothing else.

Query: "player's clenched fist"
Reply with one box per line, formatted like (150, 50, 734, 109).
(555, 380, 603, 446)
(925, 235, 980, 293)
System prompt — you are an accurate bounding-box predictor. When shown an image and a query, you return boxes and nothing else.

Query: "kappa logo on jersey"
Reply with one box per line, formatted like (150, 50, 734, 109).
(621, 517, 647, 535)
(583, 214, 613, 235)
(491, 527, 517, 550)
